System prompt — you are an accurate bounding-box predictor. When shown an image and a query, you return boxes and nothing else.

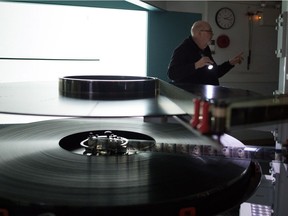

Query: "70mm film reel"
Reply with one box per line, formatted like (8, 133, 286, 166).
(0, 118, 261, 216)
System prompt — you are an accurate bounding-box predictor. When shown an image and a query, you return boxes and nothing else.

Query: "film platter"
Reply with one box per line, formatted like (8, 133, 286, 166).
(0, 76, 261, 216)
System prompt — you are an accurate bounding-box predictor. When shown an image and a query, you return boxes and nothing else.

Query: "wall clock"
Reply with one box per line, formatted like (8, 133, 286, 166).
(215, 7, 235, 29)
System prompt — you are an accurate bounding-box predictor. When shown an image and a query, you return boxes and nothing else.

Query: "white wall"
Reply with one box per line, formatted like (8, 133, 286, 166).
(208, 1, 280, 96)
(147, 1, 280, 96)
(0, 2, 148, 82)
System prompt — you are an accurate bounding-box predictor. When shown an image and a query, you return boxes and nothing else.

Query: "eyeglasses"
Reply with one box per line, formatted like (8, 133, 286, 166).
(201, 29, 213, 34)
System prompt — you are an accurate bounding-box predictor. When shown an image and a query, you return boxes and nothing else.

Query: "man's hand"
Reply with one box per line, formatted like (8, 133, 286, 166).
(229, 52, 244, 65)
(195, 57, 214, 69)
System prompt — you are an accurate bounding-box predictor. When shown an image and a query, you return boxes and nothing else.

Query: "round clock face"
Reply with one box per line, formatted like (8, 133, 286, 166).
(215, 7, 235, 29)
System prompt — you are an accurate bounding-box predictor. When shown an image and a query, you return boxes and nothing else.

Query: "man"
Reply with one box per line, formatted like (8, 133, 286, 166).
(167, 20, 243, 86)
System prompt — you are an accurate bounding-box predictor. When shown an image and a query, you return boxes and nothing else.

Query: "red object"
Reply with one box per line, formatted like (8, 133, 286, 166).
(179, 207, 196, 216)
(197, 101, 210, 134)
(190, 98, 201, 128)
(0, 209, 9, 216)
(217, 34, 230, 48)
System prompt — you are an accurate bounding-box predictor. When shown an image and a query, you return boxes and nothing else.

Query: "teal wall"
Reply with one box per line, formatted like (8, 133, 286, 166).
(147, 11, 201, 82)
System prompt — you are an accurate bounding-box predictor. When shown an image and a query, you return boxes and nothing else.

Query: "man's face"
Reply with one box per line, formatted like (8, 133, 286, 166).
(199, 26, 213, 44)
